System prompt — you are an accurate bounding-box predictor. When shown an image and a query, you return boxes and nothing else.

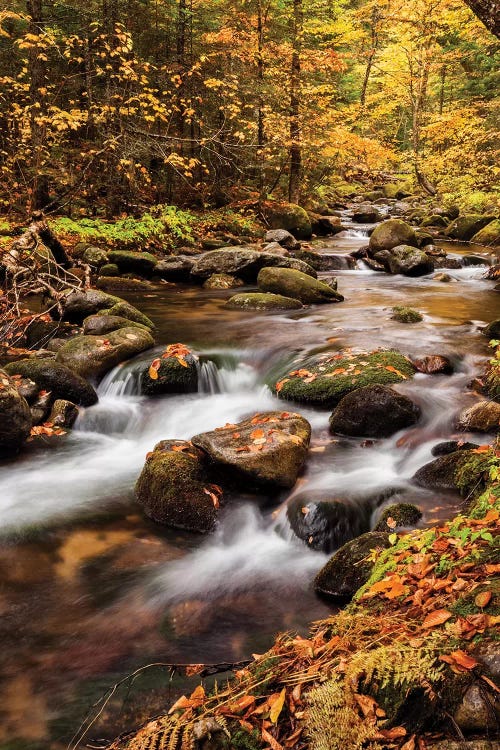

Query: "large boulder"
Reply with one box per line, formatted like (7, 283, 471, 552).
(55, 327, 154, 380)
(135, 440, 220, 533)
(82, 314, 149, 336)
(287, 493, 372, 552)
(263, 202, 313, 239)
(141, 344, 198, 395)
(329, 384, 420, 438)
(412, 450, 473, 490)
(274, 350, 415, 408)
(107, 250, 157, 276)
(458, 401, 500, 433)
(0, 369, 32, 453)
(311, 216, 345, 236)
(100, 301, 154, 329)
(292, 248, 356, 271)
(352, 204, 383, 223)
(190, 248, 317, 281)
(314, 532, 391, 600)
(4, 359, 98, 406)
(369, 219, 417, 253)
(445, 215, 496, 241)
(483, 319, 500, 339)
(374, 245, 434, 276)
(264, 229, 301, 250)
(257, 267, 343, 304)
(192, 411, 311, 490)
(471, 219, 500, 246)
(226, 293, 303, 310)
(155, 255, 195, 281)
(62, 289, 122, 322)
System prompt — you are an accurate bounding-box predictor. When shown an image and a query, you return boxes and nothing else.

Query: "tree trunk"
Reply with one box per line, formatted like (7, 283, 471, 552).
(257, 0, 265, 196)
(411, 44, 437, 196)
(360, 8, 380, 109)
(462, 0, 499, 37)
(288, 0, 302, 205)
(26, 0, 48, 211)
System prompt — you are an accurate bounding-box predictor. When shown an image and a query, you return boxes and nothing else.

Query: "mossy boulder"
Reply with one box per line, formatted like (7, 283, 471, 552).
(203, 273, 245, 289)
(412, 450, 476, 491)
(352, 205, 383, 223)
(4, 359, 98, 406)
(457, 400, 500, 433)
(383, 184, 402, 199)
(83, 247, 109, 266)
(62, 289, 122, 322)
(375, 246, 434, 276)
(141, 346, 198, 395)
(192, 411, 311, 490)
(471, 219, 500, 246)
(190, 248, 316, 282)
(415, 230, 435, 248)
(264, 229, 301, 250)
(83, 314, 149, 336)
(420, 215, 448, 228)
(274, 350, 415, 409)
(263, 202, 313, 239)
(329, 384, 420, 438)
(155, 255, 195, 281)
(226, 293, 303, 311)
(135, 440, 220, 533)
(100, 301, 154, 329)
(257, 267, 343, 304)
(287, 492, 372, 553)
(369, 219, 417, 253)
(0, 369, 32, 453)
(314, 531, 391, 600)
(391, 306, 423, 323)
(96, 276, 152, 292)
(483, 319, 500, 339)
(55, 327, 154, 380)
(98, 263, 120, 276)
(374, 503, 422, 532)
(444, 215, 496, 241)
(107, 250, 158, 276)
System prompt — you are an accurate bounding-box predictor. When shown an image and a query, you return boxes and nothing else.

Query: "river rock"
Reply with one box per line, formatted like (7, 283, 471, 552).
(25, 320, 77, 349)
(48, 399, 79, 428)
(155, 255, 195, 281)
(83, 247, 108, 266)
(374, 503, 422, 531)
(369, 219, 417, 253)
(192, 411, 311, 490)
(445, 215, 496, 241)
(15, 377, 39, 402)
(391, 306, 423, 323)
(30, 389, 52, 425)
(107, 250, 157, 276)
(264, 229, 301, 250)
(203, 273, 245, 289)
(0, 369, 32, 453)
(374, 245, 434, 276)
(263, 202, 313, 239)
(83, 314, 149, 335)
(314, 531, 391, 600)
(352, 204, 383, 223)
(433, 273, 455, 282)
(431, 440, 479, 456)
(329, 385, 420, 438)
(98, 263, 120, 276)
(96, 276, 152, 292)
(257, 267, 343, 304)
(420, 215, 448, 228)
(62, 289, 122, 321)
(454, 683, 500, 733)
(275, 350, 415, 408)
(135, 440, 220, 533)
(413, 354, 453, 375)
(311, 216, 345, 236)
(141, 345, 198, 395)
(101, 301, 154, 329)
(412, 450, 474, 490)
(190, 248, 317, 281)
(471, 219, 500, 246)
(458, 400, 500, 433)
(55, 327, 154, 380)
(4, 359, 98, 407)
(483, 319, 500, 339)
(262, 242, 290, 257)
(287, 493, 372, 552)
(292, 248, 355, 271)
(226, 293, 303, 310)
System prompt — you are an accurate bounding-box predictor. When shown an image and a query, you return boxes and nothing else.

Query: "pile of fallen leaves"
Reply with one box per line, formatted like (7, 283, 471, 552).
(148, 343, 193, 379)
(107, 478, 499, 750)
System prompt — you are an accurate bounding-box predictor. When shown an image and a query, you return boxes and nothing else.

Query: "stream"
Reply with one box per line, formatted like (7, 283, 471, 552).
(0, 213, 498, 748)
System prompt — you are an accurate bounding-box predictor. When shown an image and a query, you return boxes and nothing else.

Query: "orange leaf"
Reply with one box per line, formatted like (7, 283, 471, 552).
(269, 688, 286, 724)
(421, 609, 453, 629)
(262, 727, 284, 750)
(475, 591, 492, 608)
(185, 664, 205, 676)
(250, 428, 265, 440)
(176, 355, 189, 368)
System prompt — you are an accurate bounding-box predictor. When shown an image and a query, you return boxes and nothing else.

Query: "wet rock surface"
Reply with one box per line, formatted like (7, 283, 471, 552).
(329, 384, 420, 438)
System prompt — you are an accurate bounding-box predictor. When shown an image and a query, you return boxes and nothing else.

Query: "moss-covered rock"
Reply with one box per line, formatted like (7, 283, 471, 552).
(191, 248, 316, 281)
(83, 246, 109, 266)
(48, 398, 79, 428)
(444, 215, 496, 241)
(226, 292, 303, 310)
(420, 215, 448, 228)
(412, 450, 477, 491)
(4, 359, 98, 406)
(100, 301, 154, 329)
(135, 440, 219, 532)
(141, 345, 198, 395)
(274, 350, 415, 408)
(107, 250, 158, 275)
(314, 531, 391, 600)
(0, 369, 32, 453)
(287, 492, 373, 552)
(155, 255, 195, 281)
(458, 400, 500, 433)
(374, 503, 422, 531)
(98, 263, 120, 276)
(329, 384, 420, 438)
(203, 273, 245, 289)
(257, 267, 343, 304)
(483, 319, 500, 339)
(62, 289, 122, 322)
(383, 183, 401, 199)
(375, 245, 434, 276)
(262, 202, 313, 239)
(55, 327, 154, 380)
(391, 306, 423, 323)
(192, 411, 311, 490)
(369, 219, 417, 253)
(352, 205, 383, 223)
(471, 219, 500, 246)
(82, 314, 149, 335)
(96, 276, 152, 292)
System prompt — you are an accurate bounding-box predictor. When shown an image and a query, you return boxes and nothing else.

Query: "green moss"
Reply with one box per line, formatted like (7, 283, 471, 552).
(391, 306, 423, 323)
(275, 350, 415, 408)
(451, 579, 500, 618)
(374, 503, 422, 531)
(231, 728, 262, 750)
(226, 292, 303, 310)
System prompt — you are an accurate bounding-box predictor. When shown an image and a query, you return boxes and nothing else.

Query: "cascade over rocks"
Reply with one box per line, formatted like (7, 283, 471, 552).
(329, 384, 420, 438)
(55, 327, 154, 380)
(374, 245, 434, 276)
(135, 440, 221, 533)
(257, 267, 343, 304)
(191, 411, 311, 490)
(274, 350, 416, 408)
(0, 368, 32, 453)
(190, 247, 317, 281)
(141, 345, 199, 395)
(4, 359, 98, 406)
(287, 492, 373, 552)
(368, 219, 418, 253)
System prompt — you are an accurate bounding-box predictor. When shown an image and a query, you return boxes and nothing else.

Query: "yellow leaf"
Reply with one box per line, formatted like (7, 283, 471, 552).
(269, 688, 286, 724)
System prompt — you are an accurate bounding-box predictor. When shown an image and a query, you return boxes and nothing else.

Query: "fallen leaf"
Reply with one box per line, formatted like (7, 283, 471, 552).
(269, 688, 286, 724)
(475, 591, 492, 608)
(421, 609, 453, 629)
(262, 727, 284, 750)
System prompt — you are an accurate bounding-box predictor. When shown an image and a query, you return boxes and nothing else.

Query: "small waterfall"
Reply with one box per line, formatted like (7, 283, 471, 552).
(339, 227, 370, 238)
(98, 360, 144, 396)
(198, 359, 262, 394)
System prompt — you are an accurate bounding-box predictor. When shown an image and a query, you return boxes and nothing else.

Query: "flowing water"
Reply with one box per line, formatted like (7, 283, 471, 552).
(0, 216, 498, 748)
